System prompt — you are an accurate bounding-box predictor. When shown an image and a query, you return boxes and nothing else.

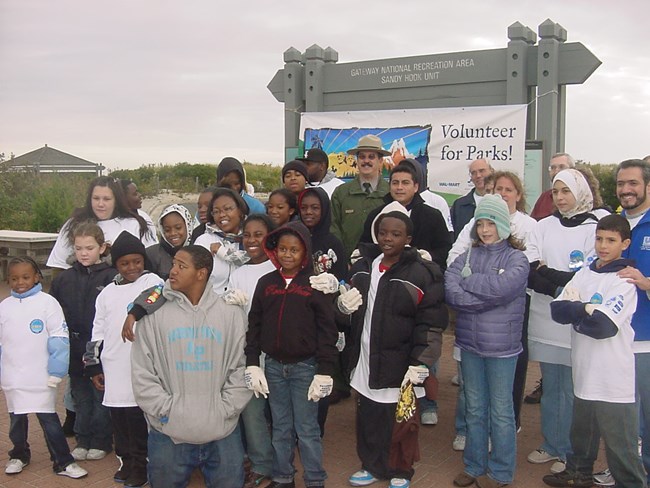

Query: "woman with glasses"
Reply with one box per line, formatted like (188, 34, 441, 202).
(194, 188, 250, 295)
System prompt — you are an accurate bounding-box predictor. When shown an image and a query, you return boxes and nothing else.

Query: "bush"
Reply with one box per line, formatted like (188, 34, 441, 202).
(589, 163, 618, 211)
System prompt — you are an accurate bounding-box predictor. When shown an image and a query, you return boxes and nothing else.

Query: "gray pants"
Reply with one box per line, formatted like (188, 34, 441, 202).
(568, 397, 646, 488)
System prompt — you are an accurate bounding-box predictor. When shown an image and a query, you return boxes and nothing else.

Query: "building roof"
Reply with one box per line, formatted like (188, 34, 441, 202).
(8, 145, 104, 174)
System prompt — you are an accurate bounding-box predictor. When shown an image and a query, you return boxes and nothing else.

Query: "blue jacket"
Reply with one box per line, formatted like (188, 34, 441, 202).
(622, 209, 650, 341)
(450, 190, 477, 240)
(445, 239, 529, 357)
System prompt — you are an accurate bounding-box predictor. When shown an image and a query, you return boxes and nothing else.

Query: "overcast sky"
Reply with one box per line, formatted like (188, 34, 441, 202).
(1, 0, 648, 171)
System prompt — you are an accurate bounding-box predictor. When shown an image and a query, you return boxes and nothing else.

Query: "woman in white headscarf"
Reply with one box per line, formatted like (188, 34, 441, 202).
(525, 169, 610, 474)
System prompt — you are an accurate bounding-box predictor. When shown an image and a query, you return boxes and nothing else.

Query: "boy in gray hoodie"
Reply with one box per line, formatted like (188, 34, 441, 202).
(131, 245, 251, 488)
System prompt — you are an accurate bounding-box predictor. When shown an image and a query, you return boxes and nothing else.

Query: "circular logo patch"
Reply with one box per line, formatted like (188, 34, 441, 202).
(29, 319, 45, 334)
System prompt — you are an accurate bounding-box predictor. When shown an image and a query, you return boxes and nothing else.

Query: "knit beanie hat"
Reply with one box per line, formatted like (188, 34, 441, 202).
(111, 231, 146, 265)
(470, 194, 511, 242)
(282, 160, 309, 182)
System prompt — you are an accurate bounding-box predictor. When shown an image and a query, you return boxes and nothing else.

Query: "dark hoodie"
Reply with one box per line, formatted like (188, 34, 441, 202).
(216, 157, 266, 214)
(298, 187, 348, 282)
(244, 221, 338, 375)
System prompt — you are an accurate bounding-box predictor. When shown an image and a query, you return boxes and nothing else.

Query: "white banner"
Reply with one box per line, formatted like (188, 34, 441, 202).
(300, 105, 527, 199)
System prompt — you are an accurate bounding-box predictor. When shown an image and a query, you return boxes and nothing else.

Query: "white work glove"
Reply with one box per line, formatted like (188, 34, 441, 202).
(585, 304, 597, 315)
(223, 288, 249, 307)
(335, 332, 346, 352)
(417, 248, 432, 262)
(562, 286, 582, 302)
(309, 273, 339, 294)
(401, 365, 429, 387)
(244, 366, 269, 399)
(307, 374, 333, 401)
(337, 285, 363, 314)
(47, 376, 62, 388)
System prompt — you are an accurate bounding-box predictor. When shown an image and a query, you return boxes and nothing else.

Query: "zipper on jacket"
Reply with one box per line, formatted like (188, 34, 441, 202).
(275, 290, 288, 351)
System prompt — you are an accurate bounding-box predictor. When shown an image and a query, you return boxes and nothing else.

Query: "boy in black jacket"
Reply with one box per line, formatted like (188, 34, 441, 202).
(342, 211, 447, 488)
(244, 221, 338, 488)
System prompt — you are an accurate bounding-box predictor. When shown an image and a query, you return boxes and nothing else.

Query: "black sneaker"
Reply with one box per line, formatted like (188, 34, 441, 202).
(114, 466, 131, 483)
(125, 471, 148, 487)
(524, 379, 543, 404)
(543, 470, 593, 487)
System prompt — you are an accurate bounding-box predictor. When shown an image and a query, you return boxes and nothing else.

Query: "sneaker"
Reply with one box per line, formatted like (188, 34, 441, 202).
(542, 470, 593, 487)
(551, 461, 567, 474)
(524, 380, 543, 404)
(5, 459, 28, 474)
(86, 449, 107, 460)
(57, 462, 88, 479)
(453, 434, 466, 451)
(244, 472, 271, 488)
(71, 447, 89, 461)
(349, 469, 379, 486)
(594, 469, 614, 487)
(114, 466, 131, 483)
(528, 448, 558, 464)
(389, 479, 410, 488)
(421, 411, 438, 425)
(453, 472, 476, 487)
(125, 472, 149, 487)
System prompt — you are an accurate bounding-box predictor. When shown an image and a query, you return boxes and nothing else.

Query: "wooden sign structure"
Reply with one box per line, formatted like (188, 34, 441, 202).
(267, 19, 601, 189)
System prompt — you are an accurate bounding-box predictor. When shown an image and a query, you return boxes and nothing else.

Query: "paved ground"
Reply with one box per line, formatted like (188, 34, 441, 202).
(0, 281, 607, 487)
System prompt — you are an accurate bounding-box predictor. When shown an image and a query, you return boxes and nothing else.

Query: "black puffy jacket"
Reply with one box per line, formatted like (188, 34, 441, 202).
(50, 261, 117, 376)
(345, 244, 448, 389)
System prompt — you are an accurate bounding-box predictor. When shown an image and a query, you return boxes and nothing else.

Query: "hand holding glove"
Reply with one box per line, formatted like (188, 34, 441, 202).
(401, 365, 429, 387)
(245, 366, 269, 399)
(307, 374, 333, 401)
(47, 375, 62, 388)
(562, 286, 582, 302)
(309, 273, 339, 294)
(337, 285, 363, 314)
(223, 289, 249, 307)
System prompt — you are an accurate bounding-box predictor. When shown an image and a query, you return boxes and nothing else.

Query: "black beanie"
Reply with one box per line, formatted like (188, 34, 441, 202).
(111, 231, 146, 265)
(282, 160, 309, 182)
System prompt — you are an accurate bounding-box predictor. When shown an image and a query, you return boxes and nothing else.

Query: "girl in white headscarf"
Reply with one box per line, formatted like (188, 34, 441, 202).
(145, 204, 193, 280)
(525, 169, 610, 474)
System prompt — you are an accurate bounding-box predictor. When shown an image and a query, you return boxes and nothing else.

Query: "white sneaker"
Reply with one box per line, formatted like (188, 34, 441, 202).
(5, 459, 27, 474)
(57, 462, 88, 479)
(594, 468, 615, 487)
(550, 460, 566, 474)
(452, 434, 466, 451)
(86, 449, 107, 460)
(421, 411, 438, 425)
(527, 448, 558, 464)
(71, 447, 88, 460)
(389, 478, 410, 488)
(349, 469, 379, 486)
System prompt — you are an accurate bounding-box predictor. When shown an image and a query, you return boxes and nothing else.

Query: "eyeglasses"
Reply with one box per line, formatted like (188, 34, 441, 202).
(211, 206, 237, 216)
(548, 164, 569, 172)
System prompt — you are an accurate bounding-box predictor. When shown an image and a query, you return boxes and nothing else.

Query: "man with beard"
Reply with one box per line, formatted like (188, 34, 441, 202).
(616, 158, 650, 485)
(331, 135, 390, 261)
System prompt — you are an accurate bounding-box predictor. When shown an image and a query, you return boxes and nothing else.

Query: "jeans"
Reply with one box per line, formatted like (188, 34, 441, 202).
(539, 362, 574, 461)
(455, 360, 467, 436)
(148, 426, 244, 488)
(420, 360, 439, 415)
(568, 398, 645, 488)
(69, 375, 112, 452)
(240, 394, 273, 476)
(635, 352, 650, 482)
(9, 412, 74, 472)
(461, 350, 517, 484)
(265, 357, 327, 486)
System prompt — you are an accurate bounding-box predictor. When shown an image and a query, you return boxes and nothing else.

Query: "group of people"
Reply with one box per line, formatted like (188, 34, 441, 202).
(1, 135, 650, 488)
